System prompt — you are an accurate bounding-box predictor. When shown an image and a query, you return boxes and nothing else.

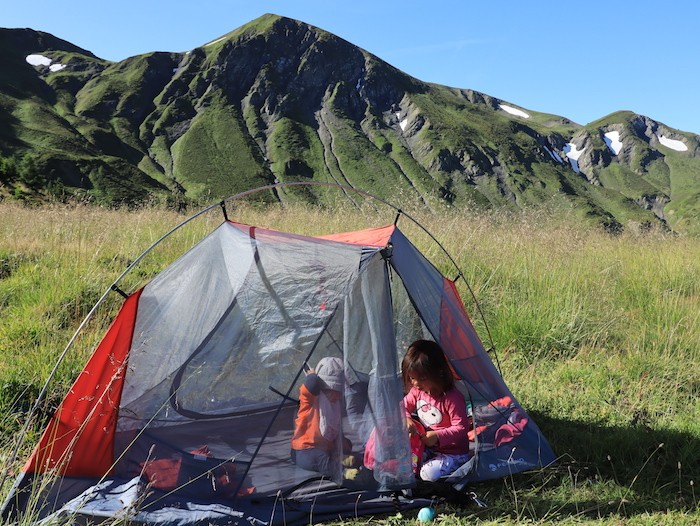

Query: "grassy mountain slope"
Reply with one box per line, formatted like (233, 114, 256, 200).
(1, 15, 699, 232)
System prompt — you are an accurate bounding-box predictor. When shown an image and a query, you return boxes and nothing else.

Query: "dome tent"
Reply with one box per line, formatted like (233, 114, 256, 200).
(1, 184, 555, 525)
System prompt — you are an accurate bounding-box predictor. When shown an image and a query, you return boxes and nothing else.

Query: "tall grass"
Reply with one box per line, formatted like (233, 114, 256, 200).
(0, 198, 698, 524)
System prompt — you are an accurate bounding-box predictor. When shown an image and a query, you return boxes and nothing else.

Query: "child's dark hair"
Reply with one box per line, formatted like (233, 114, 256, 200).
(401, 339, 454, 393)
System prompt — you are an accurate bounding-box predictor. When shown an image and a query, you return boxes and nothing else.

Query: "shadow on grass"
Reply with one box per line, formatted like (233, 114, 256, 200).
(456, 412, 698, 522)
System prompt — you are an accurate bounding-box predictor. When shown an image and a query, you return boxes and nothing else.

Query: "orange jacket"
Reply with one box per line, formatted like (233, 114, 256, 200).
(291, 384, 334, 452)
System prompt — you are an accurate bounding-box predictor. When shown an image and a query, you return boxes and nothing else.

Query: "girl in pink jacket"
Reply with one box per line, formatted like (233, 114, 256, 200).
(402, 340, 471, 481)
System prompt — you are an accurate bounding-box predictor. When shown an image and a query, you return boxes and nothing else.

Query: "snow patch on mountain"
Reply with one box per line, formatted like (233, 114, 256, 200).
(26, 54, 51, 66)
(544, 145, 563, 163)
(204, 37, 227, 47)
(657, 135, 688, 151)
(604, 131, 623, 155)
(563, 143, 584, 173)
(396, 112, 408, 132)
(499, 104, 530, 119)
(26, 54, 66, 72)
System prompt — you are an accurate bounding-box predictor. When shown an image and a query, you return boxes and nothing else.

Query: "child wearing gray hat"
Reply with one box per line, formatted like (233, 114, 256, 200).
(291, 357, 347, 480)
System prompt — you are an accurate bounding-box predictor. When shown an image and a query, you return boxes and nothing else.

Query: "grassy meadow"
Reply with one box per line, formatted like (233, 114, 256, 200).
(0, 197, 698, 525)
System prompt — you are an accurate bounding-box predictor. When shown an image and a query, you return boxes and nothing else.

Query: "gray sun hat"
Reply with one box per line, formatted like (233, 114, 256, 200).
(315, 357, 344, 392)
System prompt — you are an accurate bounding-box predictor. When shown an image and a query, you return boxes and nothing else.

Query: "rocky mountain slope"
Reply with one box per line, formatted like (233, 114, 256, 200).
(1, 14, 699, 233)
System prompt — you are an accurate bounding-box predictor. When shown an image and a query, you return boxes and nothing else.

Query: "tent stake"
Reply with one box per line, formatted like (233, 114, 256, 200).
(110, 284, 128, 299)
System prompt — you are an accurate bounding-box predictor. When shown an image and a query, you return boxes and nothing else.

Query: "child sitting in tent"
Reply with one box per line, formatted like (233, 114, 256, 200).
(291, 356, 350, 480)
(402, 339, 471, 481)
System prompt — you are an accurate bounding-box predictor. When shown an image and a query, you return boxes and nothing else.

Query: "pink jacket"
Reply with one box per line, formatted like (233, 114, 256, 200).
(403, 387, 470, 455)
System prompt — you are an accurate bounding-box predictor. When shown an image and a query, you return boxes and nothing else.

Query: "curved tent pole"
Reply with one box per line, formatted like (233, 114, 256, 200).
(1, 181, 499, 489)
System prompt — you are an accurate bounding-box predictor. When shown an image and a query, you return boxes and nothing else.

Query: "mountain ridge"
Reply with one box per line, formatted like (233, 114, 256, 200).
(1, 13, 699, 233)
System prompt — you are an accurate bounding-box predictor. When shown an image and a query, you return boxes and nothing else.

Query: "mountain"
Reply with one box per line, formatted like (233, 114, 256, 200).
(1, 14, 699, 233)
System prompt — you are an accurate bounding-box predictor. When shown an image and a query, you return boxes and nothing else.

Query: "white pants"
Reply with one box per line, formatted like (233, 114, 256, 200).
(419, 452, 471, 482)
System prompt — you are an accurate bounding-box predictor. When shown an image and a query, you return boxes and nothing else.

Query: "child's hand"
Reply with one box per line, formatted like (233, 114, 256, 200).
(422, 430, 439, 447)
(406, 418, 420, 437)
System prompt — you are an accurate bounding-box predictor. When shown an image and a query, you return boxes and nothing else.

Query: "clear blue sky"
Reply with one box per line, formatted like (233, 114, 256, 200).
(5, 1, 699, 134)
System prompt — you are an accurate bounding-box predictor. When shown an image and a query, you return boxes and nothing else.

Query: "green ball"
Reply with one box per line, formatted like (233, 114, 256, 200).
(417, 507, 436, 522)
